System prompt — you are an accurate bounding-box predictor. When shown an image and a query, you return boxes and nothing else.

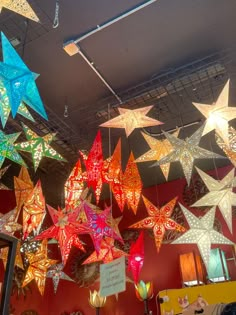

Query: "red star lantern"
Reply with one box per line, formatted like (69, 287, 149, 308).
(130, 196, 185, 252)
(128, 231, 144, 283)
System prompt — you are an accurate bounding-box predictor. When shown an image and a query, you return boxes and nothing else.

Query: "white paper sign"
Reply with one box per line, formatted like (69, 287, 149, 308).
(100, 256, 126, 297)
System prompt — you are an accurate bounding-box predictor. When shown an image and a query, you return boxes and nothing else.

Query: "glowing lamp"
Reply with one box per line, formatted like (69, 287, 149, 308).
(207, 248, 230, 282)
(135, 280, 154, 314)
(89, 290, 106, 315)
(179, 252, 205, 286)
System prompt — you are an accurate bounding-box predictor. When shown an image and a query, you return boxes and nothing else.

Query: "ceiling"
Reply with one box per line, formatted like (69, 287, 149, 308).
(0, 0, 236, 205)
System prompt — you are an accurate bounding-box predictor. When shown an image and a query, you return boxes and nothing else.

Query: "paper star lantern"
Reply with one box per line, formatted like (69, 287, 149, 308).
(193, 80, 236, 146)
(136, 129, 180, 180)
(0, 165, 10, 190)
(14, 166, 34, 214)
(0, 82, 35, 128)
(216, 126, 236, 167)
(15, 123, 65, 171)
(84, 203, 123, 253)
(192, 167, 236, 233)
(123, 152, 142, 214)
(23, 180, 45, 239)
(172, 204, 233, 271)
(83, 237, 127, 264)
(0, 130, 26, 168)
(35, 205, 89, 265)
(130, 196, 185, 251)
(0, 32, 47, 119)
(47, 263, 74, 294)
(22, 240, 57, 295)
(0, 241, 23, 270)
(0, 0, 39, 22)
(153, 124, 224, 185)
(100, 105, 163, 137)
(0, 208, 22, 235)
(128, 231, 144, 283)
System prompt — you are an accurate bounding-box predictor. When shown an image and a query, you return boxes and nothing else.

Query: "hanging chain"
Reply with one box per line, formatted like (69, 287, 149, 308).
(53, 0, 60, 28)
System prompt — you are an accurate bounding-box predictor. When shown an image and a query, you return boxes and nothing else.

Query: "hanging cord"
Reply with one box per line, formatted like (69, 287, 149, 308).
(21, 19, 29, 58)
(107, 104, 114, 230)
(53, 0, 60, 28)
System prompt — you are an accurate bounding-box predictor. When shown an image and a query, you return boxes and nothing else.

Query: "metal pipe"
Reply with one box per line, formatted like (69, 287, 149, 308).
(73, 0, 158, 44)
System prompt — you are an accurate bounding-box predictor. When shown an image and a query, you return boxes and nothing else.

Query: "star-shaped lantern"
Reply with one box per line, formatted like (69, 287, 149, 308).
(193, 80, 236, 146)
(128, 231, 145, 283)
(153, 124, 224, 186)
(0, 82, 35, 128)
(136, 130, 180, 181)
(123, 152, 142, 214)
(83, 203, 123, 253)
(22, 180, 45, 239)
(15, 123, 65, 171)
(14, 166, 34, 214)
(0, 241, 24, 270)
(83, 237, 127, 264)
(172, 204, 233, 271)
(130, 196, 185, 252)
(35, 205, 89, 265)
(0, 208, 22, 235)
(192, 167, 236, 233)
(0, 0, 39, 22)
(22, 240, 57, 295)
(0, 130, 26, 168)
(100, 105, 163, 137)
(0, 165, 10, 190)
(216, 126, 236, 167)
(0, 32, 47, 119)
(47, 263, 74, 294)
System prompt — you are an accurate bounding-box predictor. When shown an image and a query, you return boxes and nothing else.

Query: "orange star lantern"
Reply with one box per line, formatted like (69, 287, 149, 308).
(130, 196, 185, 251)
(0, 241, 23, 269)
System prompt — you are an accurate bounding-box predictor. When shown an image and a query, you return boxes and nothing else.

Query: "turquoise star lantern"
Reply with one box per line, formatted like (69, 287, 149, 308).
(0, 32, 47, 119)
(15, 123, 66, 171)
(0, 131, 26, 167)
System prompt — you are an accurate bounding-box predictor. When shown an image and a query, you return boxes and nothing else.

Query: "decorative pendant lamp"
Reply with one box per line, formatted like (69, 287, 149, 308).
(135, 280, 154, 314)
(207, 248, 230, 283)
(89, 290, 106, 315)
(179, 252, 205, 286)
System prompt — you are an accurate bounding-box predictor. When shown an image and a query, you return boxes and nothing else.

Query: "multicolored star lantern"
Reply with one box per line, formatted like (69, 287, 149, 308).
(22, 240, 57, 295)
(100, 105, 163, 137)
(83, 237, 127, 264)
(15, 123, 65, 171)
(47, 263, 74, 294)
(35, 205, 89, 265)
(0, 0, 39, 22)
(216, 126, 236, 167)
(0, 130, 26, 168)
(128, 231, 145, 283)
(22, 180, 45, 239)
(0, 165, 10, 190)
(172, 204, 233, 271)
(153, 124, 224, 185)
(0, 241, 24, 270)
(0, 82, 35, 128)
(136, 129, 180, 181)
(0, 208, 22, 235)
(123, 152, 142, 214)
(14, 166, 34, 214)
(192, 167, 236, 233)
(83, 203, 123, 253)
(193, 80, 236, 146)
(130, 195, 185, 252)
(0, 32, 47, 119)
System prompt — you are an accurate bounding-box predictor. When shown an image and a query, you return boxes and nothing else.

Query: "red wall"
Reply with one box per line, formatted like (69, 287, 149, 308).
(1, 165, 235, 315)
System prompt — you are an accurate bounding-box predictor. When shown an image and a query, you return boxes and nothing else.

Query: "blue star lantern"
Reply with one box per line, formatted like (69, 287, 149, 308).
(0, 32, 48, 120)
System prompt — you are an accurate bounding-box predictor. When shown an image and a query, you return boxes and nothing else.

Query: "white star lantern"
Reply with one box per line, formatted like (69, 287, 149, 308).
(172, 204, 233, 272)
(192, 167, 236, 233)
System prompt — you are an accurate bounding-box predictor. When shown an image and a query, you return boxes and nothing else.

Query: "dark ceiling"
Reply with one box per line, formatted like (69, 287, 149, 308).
(0, 0, 236, 205)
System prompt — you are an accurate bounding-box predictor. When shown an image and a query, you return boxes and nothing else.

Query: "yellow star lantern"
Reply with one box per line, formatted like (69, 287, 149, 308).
(0, 0, 39, 22)
(192, 167, 236, 233)
(172, 204, 233, 272)
(193, 80, 236, 146)
(22, 240, 57, 295)
(136, 129, 179, 180)
(216, 126, 236, 167)
(100, 105, 163, 137)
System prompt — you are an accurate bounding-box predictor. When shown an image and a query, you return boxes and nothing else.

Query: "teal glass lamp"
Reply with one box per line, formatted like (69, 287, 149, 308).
(207, 248, 230, 282)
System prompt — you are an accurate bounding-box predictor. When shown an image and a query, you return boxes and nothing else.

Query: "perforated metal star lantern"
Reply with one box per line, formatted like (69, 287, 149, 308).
(136, 130, 179, 180)
(130, 196, 185, 252)
(192, 167, 236, 233)
(0, 208, 22, 235)
(15, 123, 65, 171)
(193, 80, 236, 146)
(0, 32, 47, 119)
(0, 165, 10, 190)
(172, 204, 233, 271)
(153, 124, 224, 186)
(216, 126, 236, 167)
(47, 263, 74, 294)
(128, 231, 144, 283)
(22, 240, 57, 295)
(0, 0, 39, 22)
(100, 105, 163, 137)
